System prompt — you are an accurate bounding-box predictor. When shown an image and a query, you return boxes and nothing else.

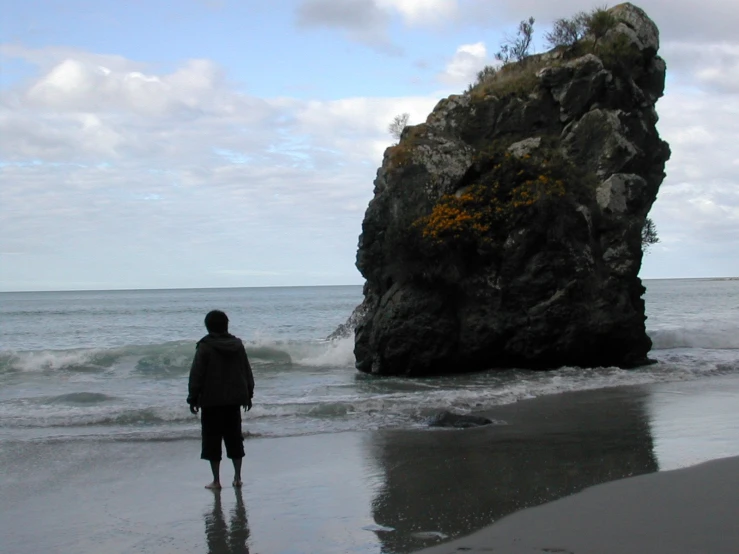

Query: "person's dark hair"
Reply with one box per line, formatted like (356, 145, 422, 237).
(204, 310, 229, 334)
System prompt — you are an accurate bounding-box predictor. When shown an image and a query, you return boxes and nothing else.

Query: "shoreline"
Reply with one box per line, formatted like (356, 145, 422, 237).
(2, 374, 738, 553)
(413, 455, 739, 554)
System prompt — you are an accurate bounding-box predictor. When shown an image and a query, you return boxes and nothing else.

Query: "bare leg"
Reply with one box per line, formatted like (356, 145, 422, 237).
(206, 460, 221, 489)
(232, 457, 243, 487)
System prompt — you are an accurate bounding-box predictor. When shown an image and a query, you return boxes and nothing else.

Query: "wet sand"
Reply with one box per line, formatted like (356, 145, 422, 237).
(1, 374, 738, 553)
(413, 455, 739, 554)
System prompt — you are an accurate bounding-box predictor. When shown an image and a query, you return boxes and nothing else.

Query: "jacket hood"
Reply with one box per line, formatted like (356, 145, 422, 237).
(198, 333, 243, 353)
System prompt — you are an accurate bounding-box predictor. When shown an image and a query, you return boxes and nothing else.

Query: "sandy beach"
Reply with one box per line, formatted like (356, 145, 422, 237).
(413, 455, 739, 554)
(2, 373, 738, 553)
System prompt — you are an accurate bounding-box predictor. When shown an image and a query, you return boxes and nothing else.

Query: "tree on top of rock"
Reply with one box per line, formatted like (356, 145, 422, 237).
(495, 17, 535, 65)
(545, 12, 589, 48)
(545, 6, 618, 50)
(388, 113, 410, 142)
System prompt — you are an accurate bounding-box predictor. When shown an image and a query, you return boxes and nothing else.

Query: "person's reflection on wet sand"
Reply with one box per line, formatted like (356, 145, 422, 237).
(229, 487, 250, 552)
(205, 488, 250, 554)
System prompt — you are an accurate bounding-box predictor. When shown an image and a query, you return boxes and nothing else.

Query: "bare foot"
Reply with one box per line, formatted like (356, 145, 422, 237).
(232, 479, 243, 488)
(205, 481, 222, 489)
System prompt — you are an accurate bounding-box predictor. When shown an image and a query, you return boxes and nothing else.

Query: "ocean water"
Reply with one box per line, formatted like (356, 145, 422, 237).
(1, 279, 738, 444)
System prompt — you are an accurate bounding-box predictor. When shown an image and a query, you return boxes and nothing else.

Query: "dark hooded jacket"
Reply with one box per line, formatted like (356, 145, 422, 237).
(187, 333, 255, 408)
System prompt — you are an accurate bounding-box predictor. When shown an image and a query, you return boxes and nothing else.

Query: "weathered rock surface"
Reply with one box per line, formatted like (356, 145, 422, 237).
(353, 3, 670, 376)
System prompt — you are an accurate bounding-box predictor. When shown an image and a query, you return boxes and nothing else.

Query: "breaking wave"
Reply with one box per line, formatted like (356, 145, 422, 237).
(649, 325, 739, 350)
(0, 337, 355, 375)
(4, 319, 737, 376)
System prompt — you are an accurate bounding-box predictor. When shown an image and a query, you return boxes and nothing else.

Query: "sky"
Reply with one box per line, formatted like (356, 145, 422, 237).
(1, 0, 738, 291)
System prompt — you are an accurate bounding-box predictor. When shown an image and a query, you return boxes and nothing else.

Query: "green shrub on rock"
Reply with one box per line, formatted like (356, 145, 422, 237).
(545, 12, 589, 48)
(495, 17, 536, 65)
(544, 6, 620, 55)
(586, 6, 618, 49)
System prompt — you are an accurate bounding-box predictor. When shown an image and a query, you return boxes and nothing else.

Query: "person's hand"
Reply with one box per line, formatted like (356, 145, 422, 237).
(189, 404, 199, 415)
(244, 399, 252, 412)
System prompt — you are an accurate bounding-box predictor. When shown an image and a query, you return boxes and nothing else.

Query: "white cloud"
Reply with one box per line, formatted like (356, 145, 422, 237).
(664, 43, 739, 94)
(295, 0, 458, 50)
(4, 0, 739, 287)
(438, 41, 488, 85)
(22, 57, 231, 117)
(644, 83, 739, 274)
(462, 0, 739, 43)
(0, 47, 443, 289)
(377, 0, 458, 25)
(295, 0, 396, 51)
(288, 95, 438, 162)
(0, 44, 146, 74)
(0, 52, 284, 168)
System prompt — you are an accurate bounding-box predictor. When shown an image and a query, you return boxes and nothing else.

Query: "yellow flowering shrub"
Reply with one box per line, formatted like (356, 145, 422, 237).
(415, 150, 569, 248)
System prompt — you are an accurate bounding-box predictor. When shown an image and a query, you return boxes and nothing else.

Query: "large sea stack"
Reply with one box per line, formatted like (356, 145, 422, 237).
(354, 3, 670, 376)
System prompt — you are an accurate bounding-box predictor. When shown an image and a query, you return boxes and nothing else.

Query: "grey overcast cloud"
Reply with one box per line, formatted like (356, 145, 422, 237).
(1, 0, 738, 291)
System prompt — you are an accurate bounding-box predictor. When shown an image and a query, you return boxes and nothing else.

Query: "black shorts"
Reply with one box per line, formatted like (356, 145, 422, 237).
(200, 405, 245, 461)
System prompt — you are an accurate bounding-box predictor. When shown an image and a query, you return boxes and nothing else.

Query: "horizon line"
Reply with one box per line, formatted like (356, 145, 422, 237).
(0, 283, 366, 294)
(2, 276, 739, 294)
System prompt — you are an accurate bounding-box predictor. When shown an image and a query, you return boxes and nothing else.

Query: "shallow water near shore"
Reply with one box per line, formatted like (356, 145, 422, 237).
(1, 279, 739, 552)
(1, 279, 738, 444)
(2, 374, 738, 554)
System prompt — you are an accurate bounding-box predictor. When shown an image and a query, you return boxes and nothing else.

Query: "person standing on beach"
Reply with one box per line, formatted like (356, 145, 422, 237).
(188, 310, 255, 489)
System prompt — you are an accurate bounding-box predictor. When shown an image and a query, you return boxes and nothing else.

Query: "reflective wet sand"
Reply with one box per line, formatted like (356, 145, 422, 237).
(2, 374, 738, 553)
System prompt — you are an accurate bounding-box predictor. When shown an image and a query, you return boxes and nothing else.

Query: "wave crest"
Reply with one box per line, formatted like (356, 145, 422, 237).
(0, 337, 355, 376)
(649, 326, 739, 350)
(47, 392, 117, 404)
(0, 349, 123, 374)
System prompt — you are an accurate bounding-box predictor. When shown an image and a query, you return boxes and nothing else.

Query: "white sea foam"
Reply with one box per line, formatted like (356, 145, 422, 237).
(296, 337, 355, 367)
(5, 349, 737, 440)
(0, 349, 118, 373)
(649, 325, 739, 350)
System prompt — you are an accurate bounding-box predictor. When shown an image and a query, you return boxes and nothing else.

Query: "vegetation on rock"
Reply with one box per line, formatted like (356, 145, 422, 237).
(386, 123, 425, 168)
(586, 7, 619, 49)
(495, 17, 535, 65)
(467, 57, 548, 100)
(642, 217, 659, 250)
(414, 149, 570, 250)
(354, 3, 669, 375)
(545, 6, 617, 49)
(545, 12, 590, 48)
(388, 113, 410, 142)
(468, 5, 639, 101)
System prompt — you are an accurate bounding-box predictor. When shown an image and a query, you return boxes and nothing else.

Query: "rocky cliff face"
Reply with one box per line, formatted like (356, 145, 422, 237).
(354, 3, 670, 376)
